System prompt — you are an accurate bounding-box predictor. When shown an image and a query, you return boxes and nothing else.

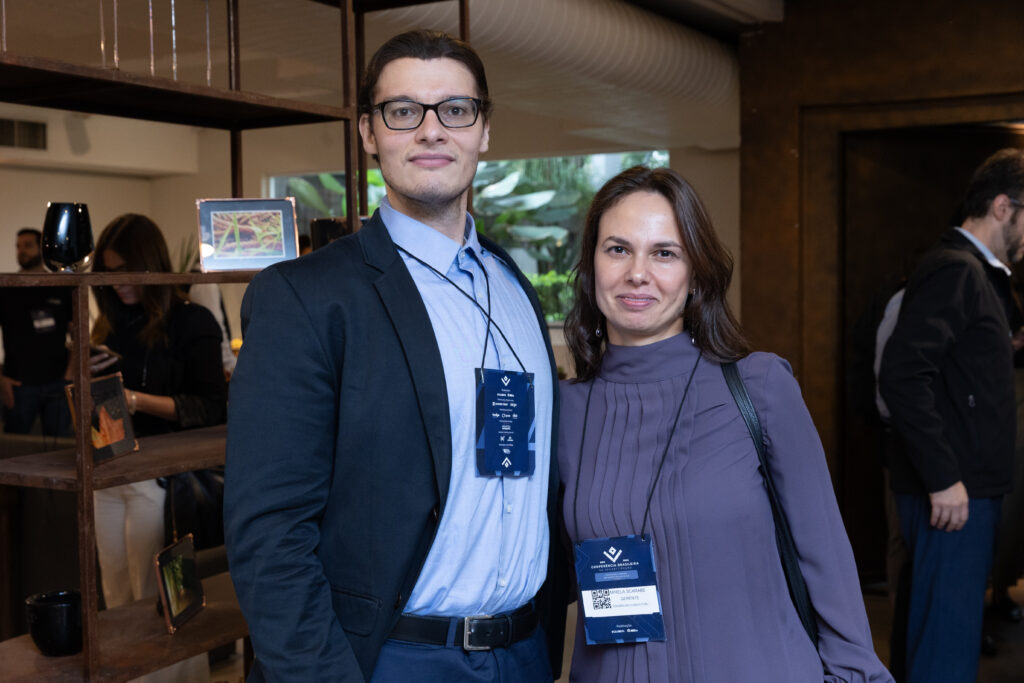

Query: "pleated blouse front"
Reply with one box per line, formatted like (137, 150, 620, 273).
(559, 334, 892, 683)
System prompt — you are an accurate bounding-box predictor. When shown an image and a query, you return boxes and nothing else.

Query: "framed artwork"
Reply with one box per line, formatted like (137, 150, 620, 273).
(154, 534, 206, 634)
(65, 372, 138, 464)
(196, 197, 299, 271)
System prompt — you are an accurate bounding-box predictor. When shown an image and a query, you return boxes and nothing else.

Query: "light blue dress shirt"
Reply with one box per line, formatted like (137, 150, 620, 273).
(380, 198, 553, 617)
(955, 226, 1012, 276)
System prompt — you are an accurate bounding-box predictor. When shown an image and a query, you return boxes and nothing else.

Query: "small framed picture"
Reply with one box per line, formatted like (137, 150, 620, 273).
(154, 534, 205, 634)
(65, 372, 138, 464)
(196, 197, 299, 271)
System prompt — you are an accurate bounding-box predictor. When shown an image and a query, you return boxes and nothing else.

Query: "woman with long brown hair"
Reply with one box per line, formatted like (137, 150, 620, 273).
(560, 167, 891, 681)
(91, 214, 225, 682)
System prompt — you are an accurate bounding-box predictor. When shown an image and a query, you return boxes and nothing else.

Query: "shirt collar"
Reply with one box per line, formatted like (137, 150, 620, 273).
(380, 196, 482, 273)
(954, 226, 1012, 276)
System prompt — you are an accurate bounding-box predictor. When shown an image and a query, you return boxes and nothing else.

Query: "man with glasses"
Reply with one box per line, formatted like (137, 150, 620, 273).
(225, 30, 566, 682)
(880, 148, 1024, 683)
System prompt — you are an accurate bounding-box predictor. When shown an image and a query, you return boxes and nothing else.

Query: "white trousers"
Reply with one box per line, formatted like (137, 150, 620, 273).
(94, 480, 209, 683)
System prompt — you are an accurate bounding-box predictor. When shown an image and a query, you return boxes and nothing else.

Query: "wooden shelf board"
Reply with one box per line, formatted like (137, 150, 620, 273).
(0, 572, 246, 682)
(0, 425, 227, 491)
(0, 54, 354, 130)
(0, 271, 259, 288)
(351, 0, 449, 10)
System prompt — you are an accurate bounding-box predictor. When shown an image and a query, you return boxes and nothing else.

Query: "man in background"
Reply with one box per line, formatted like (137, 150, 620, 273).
(0, 228, 72, 435)
(880, 148, 1024, 682)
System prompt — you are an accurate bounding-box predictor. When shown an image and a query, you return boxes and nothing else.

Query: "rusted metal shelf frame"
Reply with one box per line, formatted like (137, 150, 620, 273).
(0, 272, 253, 680)
(0, 0, 360, 672)
(0, 0, 362, 675)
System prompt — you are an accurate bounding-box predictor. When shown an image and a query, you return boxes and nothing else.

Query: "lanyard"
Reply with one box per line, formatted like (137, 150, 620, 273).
(396, 244, 526, 372)
(571, 349, 702, 542)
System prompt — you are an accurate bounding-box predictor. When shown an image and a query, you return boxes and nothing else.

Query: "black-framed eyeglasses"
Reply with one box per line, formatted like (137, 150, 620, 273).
(373, 97, 482, 130)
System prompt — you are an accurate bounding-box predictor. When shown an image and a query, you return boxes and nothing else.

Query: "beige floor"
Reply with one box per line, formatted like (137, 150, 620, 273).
(212, 582, 1024, 682)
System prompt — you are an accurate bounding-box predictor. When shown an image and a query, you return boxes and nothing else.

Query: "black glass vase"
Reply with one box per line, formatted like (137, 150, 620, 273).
(42, 202, 94, 272)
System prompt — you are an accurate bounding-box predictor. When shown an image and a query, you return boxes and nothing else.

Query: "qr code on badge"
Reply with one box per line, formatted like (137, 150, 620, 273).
(591, 589, 612, 610)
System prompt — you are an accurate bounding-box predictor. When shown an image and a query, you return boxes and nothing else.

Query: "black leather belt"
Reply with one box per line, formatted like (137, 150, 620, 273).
(390, 602, 538, 651)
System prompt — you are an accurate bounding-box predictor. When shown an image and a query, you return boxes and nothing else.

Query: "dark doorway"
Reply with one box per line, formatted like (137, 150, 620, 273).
(841, 123, 1024, 578)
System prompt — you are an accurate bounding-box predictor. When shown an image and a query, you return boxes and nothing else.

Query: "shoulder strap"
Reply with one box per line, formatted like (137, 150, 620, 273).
(722, 362, 819, 646)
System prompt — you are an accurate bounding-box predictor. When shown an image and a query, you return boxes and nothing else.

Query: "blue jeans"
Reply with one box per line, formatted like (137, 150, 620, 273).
(896, 493, 1001, 683)
(370, 623, 552, 683)
(3, 379, 72, 436)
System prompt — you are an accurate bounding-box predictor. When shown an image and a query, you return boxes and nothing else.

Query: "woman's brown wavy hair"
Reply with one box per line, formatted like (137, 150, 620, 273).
(565, 166, 750, 381)
(91, 213, 184, 347)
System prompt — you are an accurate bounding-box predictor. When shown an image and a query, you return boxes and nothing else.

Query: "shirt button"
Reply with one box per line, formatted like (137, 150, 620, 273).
(498, 578, 508, 588)
(505, 504, 512, 514)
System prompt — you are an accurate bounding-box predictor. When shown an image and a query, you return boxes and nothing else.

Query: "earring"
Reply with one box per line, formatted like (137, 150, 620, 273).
(595, 327, 603, 338)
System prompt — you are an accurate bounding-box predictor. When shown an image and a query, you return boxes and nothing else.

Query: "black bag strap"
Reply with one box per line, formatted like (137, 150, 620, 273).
(722, 362, 819, 646)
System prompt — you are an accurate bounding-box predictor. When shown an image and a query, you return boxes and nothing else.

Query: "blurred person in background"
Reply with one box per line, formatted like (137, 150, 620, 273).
(0, 228, 72, 436)
(90, 213, 226, 682)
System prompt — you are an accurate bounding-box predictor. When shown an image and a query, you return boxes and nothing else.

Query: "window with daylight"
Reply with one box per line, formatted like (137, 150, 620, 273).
(472, 150, 669, 321)
(267, 150, 668, 321)
(267, 170, 388, 239)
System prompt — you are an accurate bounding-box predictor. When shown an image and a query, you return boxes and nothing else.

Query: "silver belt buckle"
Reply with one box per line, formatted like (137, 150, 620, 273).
(463, 614, 492, 651)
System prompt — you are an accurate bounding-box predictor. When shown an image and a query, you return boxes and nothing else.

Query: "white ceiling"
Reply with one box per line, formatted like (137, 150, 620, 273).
(0, 0, 781, 153)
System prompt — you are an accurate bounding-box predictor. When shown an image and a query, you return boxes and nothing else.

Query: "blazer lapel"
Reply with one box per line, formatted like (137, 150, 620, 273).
(359, 213, 453, 508)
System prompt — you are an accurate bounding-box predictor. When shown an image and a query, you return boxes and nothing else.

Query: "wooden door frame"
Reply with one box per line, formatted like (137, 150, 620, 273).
(797, 91, 1024, 482)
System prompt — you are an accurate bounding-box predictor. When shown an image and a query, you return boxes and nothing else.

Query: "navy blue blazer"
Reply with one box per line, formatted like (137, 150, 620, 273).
(224, 211, 566, 682)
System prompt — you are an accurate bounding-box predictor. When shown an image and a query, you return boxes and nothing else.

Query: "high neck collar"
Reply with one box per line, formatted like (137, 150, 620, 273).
(598, 333, 700, 384)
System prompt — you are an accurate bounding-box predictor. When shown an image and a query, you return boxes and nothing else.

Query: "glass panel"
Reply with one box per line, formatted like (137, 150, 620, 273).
(473, 150, 669, 321)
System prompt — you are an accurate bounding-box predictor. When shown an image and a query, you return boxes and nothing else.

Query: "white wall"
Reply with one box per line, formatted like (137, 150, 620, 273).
(0, 167, 153, 273)
(668, 146, 741, 319)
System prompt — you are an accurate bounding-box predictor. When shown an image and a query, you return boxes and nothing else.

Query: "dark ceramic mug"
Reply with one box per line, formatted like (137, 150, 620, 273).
(25, 590, 82, 657)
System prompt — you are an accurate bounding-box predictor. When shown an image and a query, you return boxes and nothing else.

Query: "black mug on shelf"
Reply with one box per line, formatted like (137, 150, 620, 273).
(42, 202, 94, 272)
(25, 589, 83, 657)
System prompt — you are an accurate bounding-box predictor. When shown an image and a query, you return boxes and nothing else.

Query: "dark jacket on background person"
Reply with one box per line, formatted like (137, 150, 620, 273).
(100, 299, 227, 437)
(224, 212, 567, 682)
(880, 229, 1016, 497)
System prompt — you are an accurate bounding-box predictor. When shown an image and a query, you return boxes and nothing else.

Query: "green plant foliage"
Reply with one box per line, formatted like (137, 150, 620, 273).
(477, 171, 520, 198)
(318, 172, 347, 196)
(526, 270, 573, 322)
(288, 177, 332, 216)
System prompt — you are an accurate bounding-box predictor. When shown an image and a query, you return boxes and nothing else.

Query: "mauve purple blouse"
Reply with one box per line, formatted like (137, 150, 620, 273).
(559, 334, 893, 682)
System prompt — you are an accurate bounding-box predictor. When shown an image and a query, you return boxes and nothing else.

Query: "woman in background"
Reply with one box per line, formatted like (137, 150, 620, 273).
(559, 167, 892, 682)
(91, 214, 226, 682)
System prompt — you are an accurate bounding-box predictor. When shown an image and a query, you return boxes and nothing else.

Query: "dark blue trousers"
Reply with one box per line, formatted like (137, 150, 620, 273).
(370, 624, 552, 683)
(896, 494, 1001, 683)
(3, 379, 71, 436)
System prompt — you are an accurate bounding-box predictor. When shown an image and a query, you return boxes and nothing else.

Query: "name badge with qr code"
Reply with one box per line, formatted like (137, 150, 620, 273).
(573, 534, 666, 645)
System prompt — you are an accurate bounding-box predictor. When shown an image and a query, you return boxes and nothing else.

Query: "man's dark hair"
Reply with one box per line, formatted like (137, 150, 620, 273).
(358, 30, 492, 120)
(960, 148, 1024, 220)
(17, 228, 41, 244)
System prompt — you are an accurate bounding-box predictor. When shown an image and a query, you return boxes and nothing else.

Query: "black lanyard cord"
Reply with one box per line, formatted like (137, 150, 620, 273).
(396, 244, 525, 372)
(572, 349, 702, 543)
